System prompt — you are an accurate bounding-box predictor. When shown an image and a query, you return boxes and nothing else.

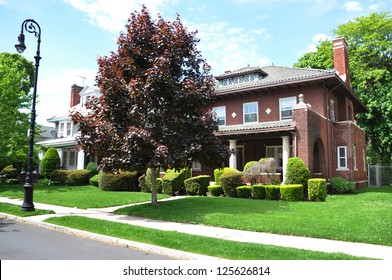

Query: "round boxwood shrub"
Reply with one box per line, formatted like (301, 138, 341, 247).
(86, 162, 98, 175)
(220, 171, 244, 197)
(330, 176, 355, 194)
(243, 161, 257, 172)
(89, 174, 99, 187)
(280, 184, 304, 201)
(252, 184, 266, 199)
(184, 175, 211, 196)
(265, 185, 281, 200)
(40, 148, 61, 178)
(50, 169, 72, 184)
(284, 157, 311, 197)
(236, 185, 253, 198)
(208, 185, 223, 196)
(98, 171, 139, 191)
(308, 178, 327, 201)
(66, 169, 92, 186)
(213, 167, 238, 185)
(1, 165, 18, 179)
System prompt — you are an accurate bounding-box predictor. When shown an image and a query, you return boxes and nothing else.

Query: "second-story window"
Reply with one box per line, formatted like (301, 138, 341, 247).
(243, 102, 258, 123)
(59, 121, 72, 137)
(212, 106, 226, 126)
(279, 97, 297, 120)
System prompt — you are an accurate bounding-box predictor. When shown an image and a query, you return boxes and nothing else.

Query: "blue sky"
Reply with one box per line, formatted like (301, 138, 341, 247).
(0, 0, 390, 125)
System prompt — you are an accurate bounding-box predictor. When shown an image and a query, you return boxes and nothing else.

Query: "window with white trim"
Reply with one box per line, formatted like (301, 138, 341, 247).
(212, 106, 226, 126)
(59, 121, 73, 137)
(337, 146, 348, 170)
(279, 97, 296, 120)
(243, 102, 258, 123)
(192, 160, 201, 171)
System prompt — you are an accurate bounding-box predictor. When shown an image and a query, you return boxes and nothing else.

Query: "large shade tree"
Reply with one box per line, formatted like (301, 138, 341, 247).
(0, 52, 35, 170)
(72, 6, 229, 204)
(294, 12, 392, 165)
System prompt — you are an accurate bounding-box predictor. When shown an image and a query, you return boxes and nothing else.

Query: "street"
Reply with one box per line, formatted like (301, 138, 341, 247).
(0, 217, 174, 260)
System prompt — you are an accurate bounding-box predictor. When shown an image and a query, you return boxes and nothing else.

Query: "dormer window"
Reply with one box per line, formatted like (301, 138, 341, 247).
(219, 73, 263, 87)
(59, 121, 72, 137)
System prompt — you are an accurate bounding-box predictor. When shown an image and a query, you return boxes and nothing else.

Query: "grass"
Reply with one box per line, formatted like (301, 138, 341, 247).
(45, 216, 370, 260)
(0, 183, 170, 209)
(0, 202, 55, 216)
(114, 186, 392, 246)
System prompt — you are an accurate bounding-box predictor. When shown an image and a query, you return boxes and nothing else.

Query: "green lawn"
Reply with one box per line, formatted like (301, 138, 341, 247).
(114, 186, 392, 246)
(45, 215, 370, 260)
(0, 202, 55, 216)
(0, 183, 170, 209)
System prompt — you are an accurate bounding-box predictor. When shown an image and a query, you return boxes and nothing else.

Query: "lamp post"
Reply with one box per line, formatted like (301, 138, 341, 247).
(15, 19, 41, 212)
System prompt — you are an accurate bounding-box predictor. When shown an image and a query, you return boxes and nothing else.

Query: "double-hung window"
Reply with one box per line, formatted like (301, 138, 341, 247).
(337, 146, 348, 170)
(212, 106, 226, 126)
(279, 97, 296, 120)
(243, 102, 258, 123)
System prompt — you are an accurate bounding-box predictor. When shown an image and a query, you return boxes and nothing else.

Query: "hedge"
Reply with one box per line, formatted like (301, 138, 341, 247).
(213, 167, 239, 185)
(236, 185, 253, 198)
(220, 171, 244, 197)
(50, 170, 72, 184)
(89, 174, 99, 187)
(86, 162, 98, 175)
(280, 184, 304, 201)
(251, 184, 266, 199)
(98, 171, 139, 192)
(184, 175, 211, 196)
(1, 165, 18, 179)
(308, 178, 327, 202)
(162, 168, 191, 195)
(284, 157, 311, 197)
(265, 185, 281, 200)
(208, 185, 223, 196)
(330, 176, 356, 194)
(66, 169, 92, 186)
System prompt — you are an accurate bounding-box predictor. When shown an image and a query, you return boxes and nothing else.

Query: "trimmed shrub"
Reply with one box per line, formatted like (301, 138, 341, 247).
(86, 162, 98, 175)
(252, 184, 266, 199)
(308, 178, 327, 202)
(330, 176, 356, 194)
(98, 171, 139, 191)
(1, 165, 18, 179)
(156, 178, 163, 193)
(265, 185, 281, 200)
(40, 148, 61, 178)
(162, 168, 191, 195)
(243, 161, 257, 172)
(236, 185, 253, 198)
(280, 184, 304, 201)
(66, 169, 92, 186)
(184, 175, 211, 196)
(89, 174, 99, 187)
(208, 185, 223, 196)
(220, 171, 244, 197)
(284, 157, 311, 197)
(214, 167, 238, 185)
(50, 169, 72, 184)
(244, 158, 278, 185)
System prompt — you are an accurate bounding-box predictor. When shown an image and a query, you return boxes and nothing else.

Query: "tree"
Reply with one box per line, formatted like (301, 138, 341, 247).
(294, 12, 392, 165)
(0, 52, 35, 171)
(71, 6, 229, 205)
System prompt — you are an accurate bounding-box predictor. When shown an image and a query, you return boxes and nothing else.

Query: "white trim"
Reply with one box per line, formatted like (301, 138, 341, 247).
(212, 106, 226, 126)
(279, 96, 296, 121)
(337, 146, 348, 170)
(243, 101, 258, 123)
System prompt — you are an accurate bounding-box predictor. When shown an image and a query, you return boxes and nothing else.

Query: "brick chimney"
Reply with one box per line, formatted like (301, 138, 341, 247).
(332, 37, 350, 88)
(70, 84, 83, 107)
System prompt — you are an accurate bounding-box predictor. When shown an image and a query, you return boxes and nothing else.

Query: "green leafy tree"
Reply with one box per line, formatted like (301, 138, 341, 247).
(294, 12, 392, 165)
(0, 52, 35, 171)
(72, 6, 229, 205)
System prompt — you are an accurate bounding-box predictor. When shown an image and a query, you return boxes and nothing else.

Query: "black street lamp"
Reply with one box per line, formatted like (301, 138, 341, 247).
(15, 19, 42, 212)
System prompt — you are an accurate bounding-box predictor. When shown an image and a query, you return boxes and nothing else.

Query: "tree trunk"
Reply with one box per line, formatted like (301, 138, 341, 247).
(150, 167, 158, 206)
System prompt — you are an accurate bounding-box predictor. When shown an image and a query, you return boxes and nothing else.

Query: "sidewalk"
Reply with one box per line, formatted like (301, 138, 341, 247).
(1, 196, 392, 260)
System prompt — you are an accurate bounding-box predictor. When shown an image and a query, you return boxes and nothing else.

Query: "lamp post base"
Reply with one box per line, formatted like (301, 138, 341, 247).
(21, 183, 35, 212)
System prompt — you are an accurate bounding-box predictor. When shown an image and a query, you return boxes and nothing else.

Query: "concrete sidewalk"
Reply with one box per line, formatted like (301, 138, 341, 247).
(1, 196, 392, 260)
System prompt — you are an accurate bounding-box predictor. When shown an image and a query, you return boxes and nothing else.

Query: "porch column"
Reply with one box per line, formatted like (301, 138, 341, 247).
(57, 148, 63, 167)
(77, 149, 85, 170)
(281, 136, 290, 182)
(229, 139, 237, 169)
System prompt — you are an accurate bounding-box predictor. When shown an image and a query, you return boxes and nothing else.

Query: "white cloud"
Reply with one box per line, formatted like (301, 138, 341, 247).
(307, 33, 331, 52)
(344, 1, 363, 12)
(0, 0, 7, 5)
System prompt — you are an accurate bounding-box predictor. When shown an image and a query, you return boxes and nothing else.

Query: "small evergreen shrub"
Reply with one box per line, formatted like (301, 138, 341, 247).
(330, 177, 356, 194)
(214, 167, 238, 185)
(236, 185, 253, 198)
(86, 162, 98, 175)
(208, 185, 223, 196)
(1, 165, 18, 179)
(265, 185, 281, 200)
(98, 171, 139, 191)
(308, 178, 327, 201)
(162, 168, 191, 195)
(220, 171, 244, 197)
(50, 170, 72, 184)
(66, 169, 92, 186)
(89, 174, 99, 187)
(156, 178, 163, 193)
(40, 148, 61, 178)
(280, 184, 304, 201)
(252, 184, 266, 199)
(243, 161, 257, 172)
(284, 157, 311, 197)
(184, 175, 211, 196)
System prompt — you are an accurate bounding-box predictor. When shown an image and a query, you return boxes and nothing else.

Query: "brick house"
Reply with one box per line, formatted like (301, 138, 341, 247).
(197, 37, 368, 187)
(38, 37, 368, 187)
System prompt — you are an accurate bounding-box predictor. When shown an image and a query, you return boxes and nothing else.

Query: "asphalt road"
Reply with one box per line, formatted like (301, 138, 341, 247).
(0, 217, 174, 260)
